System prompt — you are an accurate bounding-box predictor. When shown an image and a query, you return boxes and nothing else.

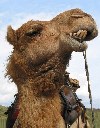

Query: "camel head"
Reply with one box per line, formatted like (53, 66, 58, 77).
(6, 8, 98, 84)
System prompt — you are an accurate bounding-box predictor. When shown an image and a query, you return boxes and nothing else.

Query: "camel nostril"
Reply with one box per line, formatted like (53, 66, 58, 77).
(85, 28, 98, 41)
(87, 31, 91, 37)
(71, 14, 84, 18)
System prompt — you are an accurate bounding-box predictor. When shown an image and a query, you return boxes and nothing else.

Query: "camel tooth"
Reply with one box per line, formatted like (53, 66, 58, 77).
(70, 33, 72, 36)
(76, 30, 83, 37)
(82, 30, 87, 39)
(76, 30, 87, 39)
(73, 33, 77, 36)
(78, 30, 87, 39)
(70, 30, 87, 40)
(79, 30, 85, 38)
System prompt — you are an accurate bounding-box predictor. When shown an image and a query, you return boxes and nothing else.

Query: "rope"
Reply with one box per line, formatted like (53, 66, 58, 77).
(83, 50, 95, 128)
(77, 114, 79, 128)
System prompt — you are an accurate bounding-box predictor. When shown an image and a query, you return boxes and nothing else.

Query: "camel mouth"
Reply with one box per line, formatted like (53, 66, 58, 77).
(69, 28, 98, 43)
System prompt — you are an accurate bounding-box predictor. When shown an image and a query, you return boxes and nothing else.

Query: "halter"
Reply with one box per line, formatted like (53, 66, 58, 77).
(59, 74, 86, 128)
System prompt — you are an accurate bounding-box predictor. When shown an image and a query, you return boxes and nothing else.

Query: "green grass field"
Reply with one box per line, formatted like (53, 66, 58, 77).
(0, 105, 8, 118)
(0, 105, 100, 128)
(86, 108, 100, 128)
(0, 118, 7, 128)
(0, 105, 7, 128)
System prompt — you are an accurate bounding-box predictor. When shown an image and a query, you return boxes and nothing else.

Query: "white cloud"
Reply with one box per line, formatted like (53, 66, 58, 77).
(0, 19, 2, 24)
(0, 79, 17, 106)
(0, 79, 17, 94)
(86, 33, 100, 60)
(0, 13, 5, 17)
(0, 27, 13, 55)
(0, 27, 13, 81)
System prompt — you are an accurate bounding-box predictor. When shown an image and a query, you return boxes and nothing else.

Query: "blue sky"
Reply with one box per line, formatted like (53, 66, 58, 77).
(0, 0, 100, 108)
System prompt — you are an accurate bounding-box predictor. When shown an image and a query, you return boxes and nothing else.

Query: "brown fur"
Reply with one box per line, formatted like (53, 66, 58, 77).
(6, 8, 98, 128)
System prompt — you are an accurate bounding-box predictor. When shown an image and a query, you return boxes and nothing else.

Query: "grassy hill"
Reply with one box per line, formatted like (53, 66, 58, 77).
(0, 105, 100, 127)
(0, 105, 8, 118)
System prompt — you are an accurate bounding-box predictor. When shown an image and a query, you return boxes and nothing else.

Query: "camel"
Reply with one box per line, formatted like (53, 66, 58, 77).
(6, 8, 98, 128)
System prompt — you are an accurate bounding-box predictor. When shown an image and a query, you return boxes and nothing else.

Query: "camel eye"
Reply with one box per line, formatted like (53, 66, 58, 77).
(25, 24, 43, 37)
(25, 29, 40, 36)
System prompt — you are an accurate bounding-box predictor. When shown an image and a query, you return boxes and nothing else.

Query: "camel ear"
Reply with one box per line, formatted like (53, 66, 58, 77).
(7, 26, 17, 46)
